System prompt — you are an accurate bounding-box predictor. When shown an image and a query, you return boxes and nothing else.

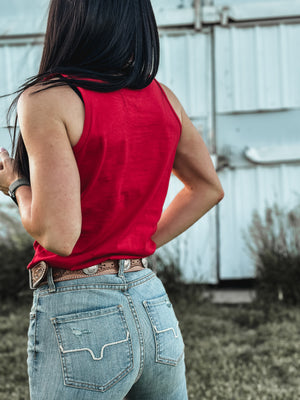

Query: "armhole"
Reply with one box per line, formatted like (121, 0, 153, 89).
(69, 85, 84, 103)
(57, 74, 90, 153)
(70, 86, 91, 154)
(154, 80, 182, 131)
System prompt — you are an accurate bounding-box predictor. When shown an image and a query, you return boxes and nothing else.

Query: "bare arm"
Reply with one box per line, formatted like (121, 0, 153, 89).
(151, 84, 224, 248)
(14, 86, 82, 256)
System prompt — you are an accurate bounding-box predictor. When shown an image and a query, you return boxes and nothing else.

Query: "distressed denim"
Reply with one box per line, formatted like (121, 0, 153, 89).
(27, 262, 188, 399)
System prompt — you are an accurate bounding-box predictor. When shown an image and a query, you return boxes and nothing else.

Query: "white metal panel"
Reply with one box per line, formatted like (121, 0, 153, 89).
(0, 40, 43, 127)
(156, 175, 218, 284)
(151, 0, 194, 27)
(215, 23, 300, 113)
(152, 0, 193, 9)
(219, 164, 300, 279)
(0, 0, 48, 35)
(0, 191, 11, 205)
(214, 1, 300, 21)
(158, 31, 211, 118)
(157, 30, 213, 148)
(152, 1, 300, 26)
(156, 29, 218, 283)
(215, 0, 284, 3)
(0, 126, 12, 152)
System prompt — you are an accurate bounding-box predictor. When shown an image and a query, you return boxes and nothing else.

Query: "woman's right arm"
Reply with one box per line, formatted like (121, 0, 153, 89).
(151, 84, 224, 249)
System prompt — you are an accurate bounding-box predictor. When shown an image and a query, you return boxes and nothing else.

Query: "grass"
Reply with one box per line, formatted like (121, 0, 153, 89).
(0, 295, 30, 400)
(169, 286, 300, 400)
(1, 287, 300, 400)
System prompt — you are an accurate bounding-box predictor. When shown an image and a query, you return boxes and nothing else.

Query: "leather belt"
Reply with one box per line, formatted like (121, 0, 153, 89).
(29, 258, 148, 290)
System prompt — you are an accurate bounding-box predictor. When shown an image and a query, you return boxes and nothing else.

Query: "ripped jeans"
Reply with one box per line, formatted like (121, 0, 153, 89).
(27, 261, 188, 399)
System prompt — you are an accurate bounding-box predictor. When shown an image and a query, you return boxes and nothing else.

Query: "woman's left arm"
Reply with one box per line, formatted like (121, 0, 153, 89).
(0, 86, 82, 256)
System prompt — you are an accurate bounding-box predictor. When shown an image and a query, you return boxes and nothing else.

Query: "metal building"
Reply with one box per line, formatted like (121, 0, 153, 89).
(1, 0, 299, 283)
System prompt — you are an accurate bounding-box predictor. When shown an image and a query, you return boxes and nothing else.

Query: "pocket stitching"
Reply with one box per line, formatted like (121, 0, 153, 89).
(143, 295, 185, 366)
(51, 305, 134, 392)
(58, 330, 130, 361)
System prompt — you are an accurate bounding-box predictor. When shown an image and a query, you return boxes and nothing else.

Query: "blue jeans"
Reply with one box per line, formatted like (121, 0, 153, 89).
(27, 261, 188, 399)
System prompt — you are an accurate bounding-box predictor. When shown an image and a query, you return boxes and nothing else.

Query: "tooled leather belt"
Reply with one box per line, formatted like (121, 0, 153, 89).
(29, 258, 148, 290)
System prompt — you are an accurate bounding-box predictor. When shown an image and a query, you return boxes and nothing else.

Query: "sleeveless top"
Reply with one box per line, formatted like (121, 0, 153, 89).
(27, 79, 182, 270)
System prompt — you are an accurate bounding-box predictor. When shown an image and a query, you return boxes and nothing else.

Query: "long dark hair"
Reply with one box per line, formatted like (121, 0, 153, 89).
(8, 0, 160, 181)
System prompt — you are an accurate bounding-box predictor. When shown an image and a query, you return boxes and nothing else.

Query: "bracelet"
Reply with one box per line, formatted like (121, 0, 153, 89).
(8, 178, 30, 206)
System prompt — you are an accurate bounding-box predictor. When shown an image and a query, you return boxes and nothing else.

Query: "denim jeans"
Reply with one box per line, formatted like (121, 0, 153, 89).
(27, 260, 188, 399)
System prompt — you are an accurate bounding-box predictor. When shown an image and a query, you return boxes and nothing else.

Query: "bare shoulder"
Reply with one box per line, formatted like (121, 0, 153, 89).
(17, 83, 85, 147)
(157, 81, 183, 124)
(18, 83, 81, 118)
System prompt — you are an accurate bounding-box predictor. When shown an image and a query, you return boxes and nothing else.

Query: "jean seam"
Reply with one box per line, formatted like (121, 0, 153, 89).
(37, 284, 125, 297)
(127, 272, 156, 288)
(124, 292, 145, 383)
(32, 292, 40, 361)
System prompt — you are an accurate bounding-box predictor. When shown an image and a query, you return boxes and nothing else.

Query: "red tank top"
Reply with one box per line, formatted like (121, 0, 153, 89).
(27, 79, 182, 270)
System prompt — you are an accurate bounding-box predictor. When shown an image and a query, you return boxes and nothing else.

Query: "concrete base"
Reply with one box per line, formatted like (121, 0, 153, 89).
(204, 289, 256, 304)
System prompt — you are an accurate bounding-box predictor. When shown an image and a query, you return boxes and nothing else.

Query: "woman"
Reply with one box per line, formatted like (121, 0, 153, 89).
(0, 0, 224, 399)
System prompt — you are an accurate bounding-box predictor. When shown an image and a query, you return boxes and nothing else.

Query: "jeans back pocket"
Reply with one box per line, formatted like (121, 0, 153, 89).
(143, 293, 185, 366)
(51, 304, 133, 392)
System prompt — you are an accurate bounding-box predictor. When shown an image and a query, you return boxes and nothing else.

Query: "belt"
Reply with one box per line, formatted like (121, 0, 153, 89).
(29, 258, 148, 290)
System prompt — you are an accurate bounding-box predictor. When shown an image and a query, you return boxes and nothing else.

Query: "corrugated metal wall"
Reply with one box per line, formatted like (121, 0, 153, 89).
(154, 0, 300, 282)
(0, 0, 299, 283)
(219, 164, 300, 279)
(0, 40, 43, 126)
(215, 23, 300, 112)
(155, 29, 219, 283)
(0, 0, 48, 35)
(158, 30, 213, 147)
(214, 18, 300, 279)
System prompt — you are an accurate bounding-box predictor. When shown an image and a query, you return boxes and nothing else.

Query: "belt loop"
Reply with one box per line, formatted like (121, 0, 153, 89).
(150, 254, 157, 273)
(118, 259, 125, 278)
(47, 266, 57, 293)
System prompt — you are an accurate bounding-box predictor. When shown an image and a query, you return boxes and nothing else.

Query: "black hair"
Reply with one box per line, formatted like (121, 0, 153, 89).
(7, 0, 160, 181)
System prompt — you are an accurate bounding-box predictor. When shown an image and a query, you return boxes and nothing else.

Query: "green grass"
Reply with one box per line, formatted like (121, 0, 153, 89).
(169, 287, 300, 400)
(0, 296, 30, 400)
(1, 289, 300, 400)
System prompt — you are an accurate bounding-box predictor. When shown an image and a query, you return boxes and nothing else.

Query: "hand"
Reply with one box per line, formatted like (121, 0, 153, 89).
(0, 148, 21, 196)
